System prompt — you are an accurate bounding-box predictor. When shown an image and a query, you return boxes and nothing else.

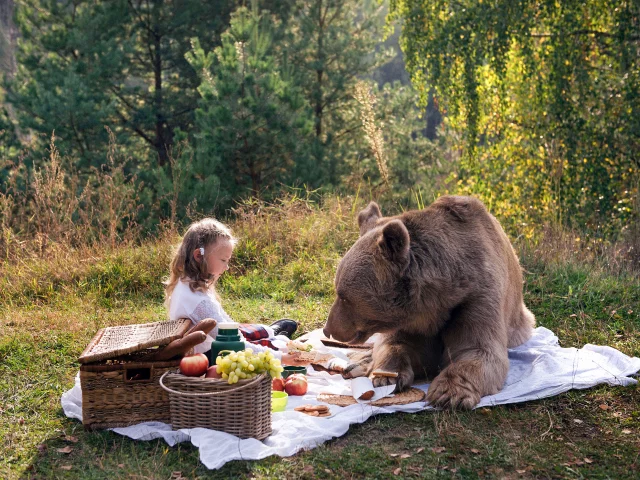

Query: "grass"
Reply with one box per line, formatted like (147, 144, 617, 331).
(1, 197, 639, 479)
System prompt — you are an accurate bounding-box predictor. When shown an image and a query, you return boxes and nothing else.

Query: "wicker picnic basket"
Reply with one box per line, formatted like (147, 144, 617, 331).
(159, 371, 272, 440)
(79, 319, 192, 430)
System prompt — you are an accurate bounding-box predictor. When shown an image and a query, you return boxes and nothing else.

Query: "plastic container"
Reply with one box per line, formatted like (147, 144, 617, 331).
(208, 323, 245, 365)
(282, 365, 307, 379)
(271, 391, 288, 412)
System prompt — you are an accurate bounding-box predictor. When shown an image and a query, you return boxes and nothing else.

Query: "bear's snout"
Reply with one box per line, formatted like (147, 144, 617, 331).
(322, 325, 332, 339)
(324, 301, 360, 342)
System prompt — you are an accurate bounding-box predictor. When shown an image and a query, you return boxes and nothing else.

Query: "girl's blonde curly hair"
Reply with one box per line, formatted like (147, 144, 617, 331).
(164, 218, 237, 309)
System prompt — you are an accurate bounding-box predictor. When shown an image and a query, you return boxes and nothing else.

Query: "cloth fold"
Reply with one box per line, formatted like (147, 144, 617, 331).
(61, 327, 640, 470)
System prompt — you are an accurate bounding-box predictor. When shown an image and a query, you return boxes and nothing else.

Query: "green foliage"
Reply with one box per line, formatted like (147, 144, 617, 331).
(4, 0, 437, 227)
(2, 196, 640, 479)
(7, 0, 235, 171)
(391, 0, 640, 237)
(186, 6, 314, 207)
(285, 0, 392, 186)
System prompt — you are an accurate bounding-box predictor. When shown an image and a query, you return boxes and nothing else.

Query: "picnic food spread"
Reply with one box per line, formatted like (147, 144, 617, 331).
(78, 319, 402, 439)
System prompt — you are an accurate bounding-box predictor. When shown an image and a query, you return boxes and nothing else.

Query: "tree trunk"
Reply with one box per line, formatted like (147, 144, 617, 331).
(314, 0, 324, 140)
(152, 1, 169, 166)
(0, 0, 17, 77)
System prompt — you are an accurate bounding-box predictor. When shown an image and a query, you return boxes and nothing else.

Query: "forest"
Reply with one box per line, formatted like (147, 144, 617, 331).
(0, 0, 636, 263)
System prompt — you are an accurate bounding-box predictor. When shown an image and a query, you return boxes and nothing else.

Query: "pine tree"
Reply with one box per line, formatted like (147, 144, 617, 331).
(7, 0, 235, 171)
(285, 0, 392, 186)
(186, 6, 313, 208)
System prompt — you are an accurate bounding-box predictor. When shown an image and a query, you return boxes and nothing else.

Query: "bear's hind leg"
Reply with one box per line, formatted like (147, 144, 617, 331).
(507, 303, 536, 348)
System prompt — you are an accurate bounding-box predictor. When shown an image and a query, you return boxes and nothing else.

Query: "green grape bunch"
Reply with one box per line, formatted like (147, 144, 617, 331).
(215, 349, 283, 384)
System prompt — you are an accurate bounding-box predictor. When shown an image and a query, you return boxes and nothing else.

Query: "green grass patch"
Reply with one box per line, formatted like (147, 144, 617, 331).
(1, 199, 639, 479)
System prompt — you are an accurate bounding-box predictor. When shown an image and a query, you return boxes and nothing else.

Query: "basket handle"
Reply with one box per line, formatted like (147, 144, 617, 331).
(159, 371, 267, 397)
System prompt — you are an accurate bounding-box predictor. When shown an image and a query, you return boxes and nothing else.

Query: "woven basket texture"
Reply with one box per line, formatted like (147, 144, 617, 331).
(79, 319, 192, 364)
(161, 372, 272, 440)
(80, 358, 180, 429)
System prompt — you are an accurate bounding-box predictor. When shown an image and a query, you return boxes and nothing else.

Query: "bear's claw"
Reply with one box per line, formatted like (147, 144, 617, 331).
(426, 370, 481, 409)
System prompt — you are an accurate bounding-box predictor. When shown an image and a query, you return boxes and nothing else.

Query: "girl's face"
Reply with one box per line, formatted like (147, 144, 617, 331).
(196, 239, 234, 280)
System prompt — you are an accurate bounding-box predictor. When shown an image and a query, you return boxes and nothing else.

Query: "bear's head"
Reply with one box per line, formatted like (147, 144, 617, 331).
(323, 202, 411, 344)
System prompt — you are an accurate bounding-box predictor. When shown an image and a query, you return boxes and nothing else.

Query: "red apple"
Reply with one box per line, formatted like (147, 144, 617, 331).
(272, 377, 285, 391)
(179, 353, 209, 377)
(284, 374, 308, 396)
(205, 365, 222, 379)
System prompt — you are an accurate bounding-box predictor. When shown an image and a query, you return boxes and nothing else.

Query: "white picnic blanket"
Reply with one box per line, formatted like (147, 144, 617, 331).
(61, 327, 640, 470)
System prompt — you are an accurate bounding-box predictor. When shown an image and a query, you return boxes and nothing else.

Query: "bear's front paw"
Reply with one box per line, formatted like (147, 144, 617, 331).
(342, 350, 373, 379)
(426, 368, 481, 409)
(371, 370, 413, 392)
(342, 362, 369, 379)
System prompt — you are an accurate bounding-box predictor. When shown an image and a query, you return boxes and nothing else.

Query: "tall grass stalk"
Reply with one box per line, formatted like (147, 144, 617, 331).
(354, 81, 389, 187)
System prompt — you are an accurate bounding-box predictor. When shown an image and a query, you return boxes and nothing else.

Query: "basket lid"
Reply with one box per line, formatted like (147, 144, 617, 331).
(78, 318, 192, 364)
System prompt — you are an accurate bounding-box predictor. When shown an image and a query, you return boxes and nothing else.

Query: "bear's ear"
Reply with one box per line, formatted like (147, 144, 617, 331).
(357, 202, 382, 236)
(377, 220, 410, 265)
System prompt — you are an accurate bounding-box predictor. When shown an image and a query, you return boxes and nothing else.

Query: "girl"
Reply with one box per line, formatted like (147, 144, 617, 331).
(164, 218, 301, 363)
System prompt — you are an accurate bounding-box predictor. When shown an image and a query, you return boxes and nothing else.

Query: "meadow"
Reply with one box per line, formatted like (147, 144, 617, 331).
(1, 196, 639, 479)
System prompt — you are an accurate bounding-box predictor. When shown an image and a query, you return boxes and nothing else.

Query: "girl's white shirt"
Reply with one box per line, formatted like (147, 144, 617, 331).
(168, 279, 283, 357)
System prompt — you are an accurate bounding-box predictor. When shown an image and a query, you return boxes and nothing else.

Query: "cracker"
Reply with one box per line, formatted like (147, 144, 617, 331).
(304, 405, 329, 412)
(305, 410, 319, 416)
(317, 412, 332, 417)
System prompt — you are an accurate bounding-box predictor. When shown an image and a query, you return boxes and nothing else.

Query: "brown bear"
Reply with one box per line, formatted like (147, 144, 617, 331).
(323, 195, 535, 409)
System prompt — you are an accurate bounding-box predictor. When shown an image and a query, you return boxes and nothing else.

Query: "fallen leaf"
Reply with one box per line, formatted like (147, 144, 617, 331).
(400, 453, 411, 459)
(416, 447, 425, 453)
(393, 467, 401, 475)
(598, 404, 609, 411)
(508, 442, 516, 446)
(389, 453, 399, 457)
(470, 449, 480, 454)
(574, 460, 584, 466)
(303, 465, 314, 473)
(622, 429, 632, 434)
(37, 444, 47, 454)
(431, 446, 446, 453)
(324, 469, 331, 474)
(479, 408, 492, 415)
(570, 314, 577, 317)
(573, 419, 583, 424)
(516, 469, 526, 474)
(450, 468, 458, 473)
(18, 417, 25, 425)
(57, 446, 73, 454)
(60, 465, 72, 470)
(118, 464, 125, 468)
(64, 435, 79, 443)
(584, 458, 593, 464)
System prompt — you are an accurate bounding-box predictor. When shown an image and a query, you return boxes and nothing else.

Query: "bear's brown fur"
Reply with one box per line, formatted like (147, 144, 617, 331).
(323, 195, 535, 409)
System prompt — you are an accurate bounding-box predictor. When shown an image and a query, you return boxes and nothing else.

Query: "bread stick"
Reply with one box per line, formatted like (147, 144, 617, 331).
(371, 370, 399, 378)
(149, 331, 207, 361)
(186, 318, 217, 336)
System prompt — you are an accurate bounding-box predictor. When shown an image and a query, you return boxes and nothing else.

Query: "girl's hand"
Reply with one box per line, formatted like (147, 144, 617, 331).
(281, 353, 311, 366)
